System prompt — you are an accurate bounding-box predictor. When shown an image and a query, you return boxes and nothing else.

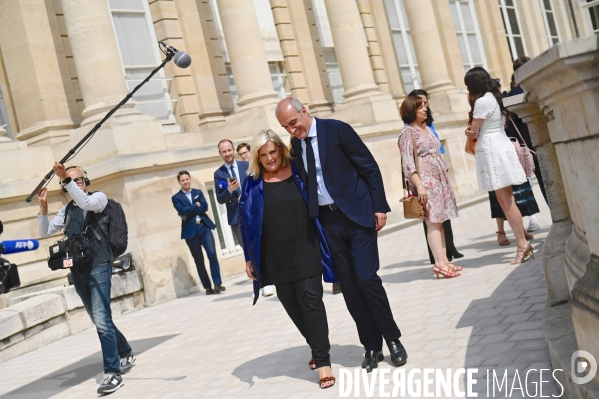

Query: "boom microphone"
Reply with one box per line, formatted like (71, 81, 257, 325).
(159, 42, 192, 68)
(1, 239, 40, 255)
(218, 180, 228, 190)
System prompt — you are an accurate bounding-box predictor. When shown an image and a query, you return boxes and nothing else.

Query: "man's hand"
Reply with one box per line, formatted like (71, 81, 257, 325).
(53, 162, 67, 180)
(245, 261, 257, 280)
(37, 188, 48, 216)
(227, 178, 240, 192)
(374, 212, 387, 232)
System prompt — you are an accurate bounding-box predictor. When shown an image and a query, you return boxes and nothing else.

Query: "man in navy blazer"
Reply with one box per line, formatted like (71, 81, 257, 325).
(214, 139, 249, 245)
(276, 98, 407, 372)
(172, 170, 224, 295)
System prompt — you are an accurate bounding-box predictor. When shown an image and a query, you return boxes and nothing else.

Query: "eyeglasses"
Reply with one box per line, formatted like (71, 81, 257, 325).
(71, 177, 85, 184)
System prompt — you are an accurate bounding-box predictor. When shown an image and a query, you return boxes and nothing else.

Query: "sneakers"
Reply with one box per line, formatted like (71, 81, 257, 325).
(261, 285, 274, 297)
(527, 220, 541, 232)
(97, 373, 123, 394)
(120, 352, 136, 374)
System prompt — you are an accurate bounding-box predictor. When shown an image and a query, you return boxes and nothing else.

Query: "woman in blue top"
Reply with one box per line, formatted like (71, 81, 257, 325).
(408, 89, 464, 264)
(239, 129, 337, 389)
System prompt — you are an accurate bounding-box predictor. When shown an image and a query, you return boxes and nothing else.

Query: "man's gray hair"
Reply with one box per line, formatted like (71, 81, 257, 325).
(275, 97, 304, 118)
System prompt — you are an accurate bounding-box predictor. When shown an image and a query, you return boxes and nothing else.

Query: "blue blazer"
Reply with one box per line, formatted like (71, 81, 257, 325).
(239, 163, 337, 305)
(171, 189, 217, 239)
(291, 118, 391, 228)
(214, 161, 249, 225)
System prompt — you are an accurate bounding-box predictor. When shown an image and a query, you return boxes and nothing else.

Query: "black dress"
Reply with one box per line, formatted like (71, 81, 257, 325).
(260, 175, 321, 286)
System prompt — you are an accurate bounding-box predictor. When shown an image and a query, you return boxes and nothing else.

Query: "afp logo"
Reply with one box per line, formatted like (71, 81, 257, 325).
(571, 350, 598, 385)
(15, 241, 35, 250)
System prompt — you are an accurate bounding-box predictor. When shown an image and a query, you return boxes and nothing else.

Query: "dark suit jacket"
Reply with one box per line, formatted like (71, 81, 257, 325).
(239, 162, 337, 305)
(171, 189, 217, 240)
(214, 161, 248, 226)
(290, 117, 390, 228)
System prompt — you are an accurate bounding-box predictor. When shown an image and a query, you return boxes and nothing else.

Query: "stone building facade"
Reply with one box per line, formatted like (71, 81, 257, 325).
(0, 0, 596, 312)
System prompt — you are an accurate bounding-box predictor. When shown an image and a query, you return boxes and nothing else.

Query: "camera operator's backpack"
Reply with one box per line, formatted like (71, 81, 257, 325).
(93, 199, 128, 258)
(65, 198, 128, 259)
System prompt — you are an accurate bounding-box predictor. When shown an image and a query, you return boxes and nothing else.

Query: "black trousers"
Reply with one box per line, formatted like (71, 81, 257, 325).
(422, 220, 459, 265)
(275, 274, 331, 368)
(319, 207, 401, 352)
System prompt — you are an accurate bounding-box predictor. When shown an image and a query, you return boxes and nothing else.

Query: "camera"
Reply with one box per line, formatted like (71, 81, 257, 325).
(48, 233, 93, 271)
(0, 221, 22, 295)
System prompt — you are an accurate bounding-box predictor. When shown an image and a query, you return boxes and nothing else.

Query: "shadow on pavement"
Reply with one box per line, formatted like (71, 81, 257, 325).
(232, 344, 364, 387)
(1, 335, 179, 399)
(456, 258, 559, 397)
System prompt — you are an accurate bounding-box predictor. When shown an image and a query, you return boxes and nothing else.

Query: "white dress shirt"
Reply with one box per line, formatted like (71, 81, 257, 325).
(300, 116, 334, 205)
(38, 181, 108, 237)
(183, 189, 201, 223)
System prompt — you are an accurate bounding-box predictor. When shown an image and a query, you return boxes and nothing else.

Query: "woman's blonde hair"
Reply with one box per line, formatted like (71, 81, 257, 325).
(247, 129, 291, 178)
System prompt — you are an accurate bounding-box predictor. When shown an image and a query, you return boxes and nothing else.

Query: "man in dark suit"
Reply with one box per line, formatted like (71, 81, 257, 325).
(172, 170, 224, 295)
(275, 98, 407, 372)
(214, 139, 249, 245)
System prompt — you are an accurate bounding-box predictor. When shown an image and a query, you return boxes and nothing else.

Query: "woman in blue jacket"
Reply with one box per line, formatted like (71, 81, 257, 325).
(239, 129, 337, 389)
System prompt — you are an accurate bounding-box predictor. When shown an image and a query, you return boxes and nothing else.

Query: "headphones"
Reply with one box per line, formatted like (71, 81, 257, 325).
(60, 166, 91, 193)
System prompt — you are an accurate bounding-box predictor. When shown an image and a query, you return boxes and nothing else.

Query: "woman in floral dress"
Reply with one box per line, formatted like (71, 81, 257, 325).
(398, 96, 461, 278)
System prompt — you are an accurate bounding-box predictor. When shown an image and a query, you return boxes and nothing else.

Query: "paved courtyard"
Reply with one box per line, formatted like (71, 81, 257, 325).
(0, 186, 560, 399)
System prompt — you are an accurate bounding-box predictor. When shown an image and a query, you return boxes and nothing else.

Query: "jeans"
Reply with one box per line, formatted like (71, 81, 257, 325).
(71, 262, 132, 374)
(185, 223, 222, 288)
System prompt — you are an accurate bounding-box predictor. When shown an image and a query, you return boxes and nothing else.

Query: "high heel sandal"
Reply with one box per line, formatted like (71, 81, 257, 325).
(309, 358, 316, 370)
(496, 231, 510, 246)
(433, 265, 460, 279)
(510, 242, 534, 265)
(448, 263, 463, 272)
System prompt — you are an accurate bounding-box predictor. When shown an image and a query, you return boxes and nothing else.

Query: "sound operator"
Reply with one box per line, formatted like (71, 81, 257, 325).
(37, 162, 134, 395)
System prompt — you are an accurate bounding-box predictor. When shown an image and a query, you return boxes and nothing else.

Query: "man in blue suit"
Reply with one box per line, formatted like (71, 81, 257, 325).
(172, 170, 224, 295)
(214, 139, 249, 245)
(276, 98, 407, 372)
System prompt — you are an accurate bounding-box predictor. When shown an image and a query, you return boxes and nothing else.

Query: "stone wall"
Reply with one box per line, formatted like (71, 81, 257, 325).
(506, 34, 599, 396)
(0, 271, 144, 363)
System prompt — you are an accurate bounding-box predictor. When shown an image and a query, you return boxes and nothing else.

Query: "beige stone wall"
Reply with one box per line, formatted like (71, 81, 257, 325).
(0, 0, 584, 308)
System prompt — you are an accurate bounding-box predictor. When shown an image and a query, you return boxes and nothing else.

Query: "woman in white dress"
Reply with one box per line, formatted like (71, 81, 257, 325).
(464, 67, 533, 264)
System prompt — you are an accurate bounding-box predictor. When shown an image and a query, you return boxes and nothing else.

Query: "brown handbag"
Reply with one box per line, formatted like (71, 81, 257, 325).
(465, 137, 477, 155)
(400, 128, 428, 219)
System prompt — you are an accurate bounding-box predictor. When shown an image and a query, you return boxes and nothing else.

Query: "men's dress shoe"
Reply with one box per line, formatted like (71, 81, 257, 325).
(214, 284, 226, 293)
(361, 350, 384, 373)
(206, 288, 218, 295)
(387, 340, 408, 367)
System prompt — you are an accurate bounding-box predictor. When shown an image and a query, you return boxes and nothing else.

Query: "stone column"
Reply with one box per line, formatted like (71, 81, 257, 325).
(504, 93, 572, 304)
(216, 0, 279, 110)
(60, 0, 139, 126)
(402, 0, 469, 114)
(174, 0, 231, 127)
(0, 0, 77, 143)
(269, 0, 334, 115)
(322, 0, 381, 102)
(517, 35, 599, 389)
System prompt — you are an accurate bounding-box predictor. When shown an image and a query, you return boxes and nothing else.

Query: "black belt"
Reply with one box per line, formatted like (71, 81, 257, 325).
(319, 203, 338, 210)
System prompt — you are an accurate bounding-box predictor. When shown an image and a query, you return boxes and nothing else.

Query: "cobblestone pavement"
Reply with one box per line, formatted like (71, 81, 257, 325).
(0, 187, 559, 399)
